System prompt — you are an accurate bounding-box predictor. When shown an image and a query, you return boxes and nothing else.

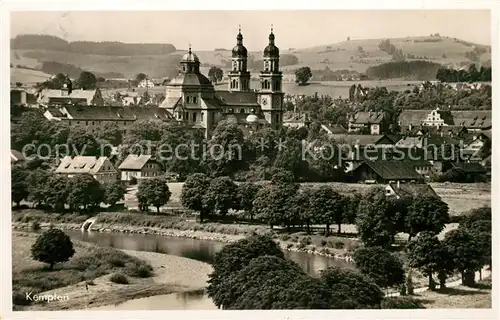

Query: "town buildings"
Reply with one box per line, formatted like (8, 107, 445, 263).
(398, 108, 491, 132)
(348, 111, 387, 135)
(118, 154, 164, 182)
(160, 27, 284, 137)
(55, 156, 117, 184)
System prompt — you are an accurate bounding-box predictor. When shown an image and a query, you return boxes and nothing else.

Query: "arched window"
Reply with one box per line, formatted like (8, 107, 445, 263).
(193, 97, 197, 104)
(233, 62, 237, 71)
(186, 96, 191, 103)
(263, 80, 269, 89)
(265, 61, 269, 72)
(182, 65, 186, 72)
(240, 108, 245, 114)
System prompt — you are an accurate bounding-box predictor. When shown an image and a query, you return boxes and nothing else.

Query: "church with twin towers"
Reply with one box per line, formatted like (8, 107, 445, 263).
(160, 26, 284, 137)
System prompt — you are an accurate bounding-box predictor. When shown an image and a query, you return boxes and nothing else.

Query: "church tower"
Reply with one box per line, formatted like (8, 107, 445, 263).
(258, 25, 284, 129)
(228, 26, 251, 91)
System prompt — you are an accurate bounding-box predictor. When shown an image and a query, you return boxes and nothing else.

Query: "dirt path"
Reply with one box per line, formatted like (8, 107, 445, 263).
(23, 250, 213, 311)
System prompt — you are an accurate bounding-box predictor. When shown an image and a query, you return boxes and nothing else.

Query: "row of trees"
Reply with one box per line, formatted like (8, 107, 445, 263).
(436, 64, 492, 83)
(12, 34, 177, 56)
(365, 60, 442, 81)
(207, 234, 418, 309)
(36, 71, 102, 90)
(407, 207, 491, 288)
(11, 166, 125, 212)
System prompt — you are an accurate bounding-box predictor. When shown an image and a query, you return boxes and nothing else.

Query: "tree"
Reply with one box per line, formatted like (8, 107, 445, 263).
(320, 267, 384, 308)
(202, 177, 237, 218)
(208, 66, 224, 84)
(97, 121, 123, 146)
(11, 166, 29, 207)
(443, 228, 483, 286)
(221, 255, 311, 309)
(295, 66, 312, 86)
(308, 186, 344, 235)
(45, 175, 70, 212)
(76, 71, 97, 89)
(67, 126, 101, 156)
(355, 189, 402, 247)
(236, 182, 260, 221)
(181, 173, 211, 222)
(31, 228, 75, 270)
(207, 234, 285, 308)
(407, 232, 448, 290)
(353, 247, 405, 290)
(135, 73, 148, 83)
(27, 169, 53, 207)
(104, 181, 126, 207)
(137, 177, 171, 213)
(204, 120, 246, 177)
(253, 182, 299, 231)
(67, 173, 104, 211)
(405, 196, 449, 241)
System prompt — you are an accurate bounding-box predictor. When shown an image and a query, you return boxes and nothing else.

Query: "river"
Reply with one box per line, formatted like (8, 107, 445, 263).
(64, 230, 354, 310)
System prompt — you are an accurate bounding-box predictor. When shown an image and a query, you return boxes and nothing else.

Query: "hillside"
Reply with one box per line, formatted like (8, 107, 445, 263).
(10, 34, 491, 84)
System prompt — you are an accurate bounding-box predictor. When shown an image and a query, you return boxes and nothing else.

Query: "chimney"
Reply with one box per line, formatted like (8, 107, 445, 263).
(397, 180, 400, 188)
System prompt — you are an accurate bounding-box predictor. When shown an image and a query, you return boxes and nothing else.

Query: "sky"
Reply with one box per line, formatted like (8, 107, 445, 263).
(10, 10, 491, 51)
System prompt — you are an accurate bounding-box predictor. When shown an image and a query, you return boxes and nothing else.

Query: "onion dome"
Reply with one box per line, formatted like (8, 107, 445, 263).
(263, 25, 279, 58)
(181, 46, 200, 63)
(232, 26, 248, 58)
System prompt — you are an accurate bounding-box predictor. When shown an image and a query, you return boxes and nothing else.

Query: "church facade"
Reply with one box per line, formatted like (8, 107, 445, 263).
(160, 27, 285, 137)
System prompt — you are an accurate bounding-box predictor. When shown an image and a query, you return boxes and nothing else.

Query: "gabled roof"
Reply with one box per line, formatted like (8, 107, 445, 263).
(63, 105, 175, 121)
(329, 134, 385, 146)
(321, 124, 347, 134)
(118, 154, 154, 170)
(450, 111, 492, 128)
(350, 111, 384, 124)
(355, 160, 423, 180)
(214, 91, 260, 107)
(398, 110, 429, 127)
(38, 89, 99, 105)
(388, 183, 438, 199)
(55, 156, 115, 174)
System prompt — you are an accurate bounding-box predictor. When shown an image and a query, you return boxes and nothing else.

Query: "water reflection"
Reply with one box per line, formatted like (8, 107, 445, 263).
(67, 230, 353, 277)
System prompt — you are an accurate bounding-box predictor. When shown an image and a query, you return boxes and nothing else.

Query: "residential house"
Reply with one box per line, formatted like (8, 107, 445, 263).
(385, 182, 438, 199)
(450, 111, 492, 131)
(37, 88, 104, 106)
(348, 111, 386, 135)
(138, 79, 155, 88)
(43, 105, 175, 135)
(11, 149, 25, 164)
(11, 88, 38, 107)
(329, 134, 396, 148)
(321, 123, 347, 135)
(461, 132, 491, 161)
(55, 156, 117, 184)
(350, 160, 424, 184)
(118, 155, 164, 182)
(398, 108, 492, 132)
(283, 113, 310, 129)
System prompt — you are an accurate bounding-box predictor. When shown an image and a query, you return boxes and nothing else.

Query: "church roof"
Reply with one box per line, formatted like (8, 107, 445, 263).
(180, 51, 200, 63)
(168, 73, 213, 87)
(214, 91, 260, 107)
(62, 105, 175, 121)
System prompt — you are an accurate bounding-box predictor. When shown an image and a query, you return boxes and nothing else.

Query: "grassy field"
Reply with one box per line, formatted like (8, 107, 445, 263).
(10, 35, 490, 82)
(12, 231, 154, 309)
(10, 67, 52, 85)
(413, 279, 492, 308)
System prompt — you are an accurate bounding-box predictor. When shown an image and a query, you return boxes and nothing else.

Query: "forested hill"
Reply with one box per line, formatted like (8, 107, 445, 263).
(365, 61, 443, 80)
(11, 34, 177, 56)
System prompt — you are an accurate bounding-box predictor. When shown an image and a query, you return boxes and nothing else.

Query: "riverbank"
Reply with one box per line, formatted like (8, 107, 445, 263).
(12, 232, 212, 311)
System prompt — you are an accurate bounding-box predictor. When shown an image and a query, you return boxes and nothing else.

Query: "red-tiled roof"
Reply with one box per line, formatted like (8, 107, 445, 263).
(350, 111, 384, 124)
(355, 160, 423, 180)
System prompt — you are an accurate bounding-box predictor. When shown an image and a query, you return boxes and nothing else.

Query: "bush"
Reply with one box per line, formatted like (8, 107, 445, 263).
(110, 273, 129, 284)
(280, 234, 291, 241)
(286, 243, 294, 249)
(320, 240, 327, 247)
(334, 241, 345, 249)
(381, 297, 425, 309)
(13, 291, 32, 306)
(31, 221, 41, 231)
(129, 176, 137, 185)
(291, 236, 299, 243)
(125, 262, 153, 278)
(299, 236, 312, 246)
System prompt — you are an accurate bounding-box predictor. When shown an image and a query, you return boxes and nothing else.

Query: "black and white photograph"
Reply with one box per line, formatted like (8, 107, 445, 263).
(3, 2, 497, 318)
